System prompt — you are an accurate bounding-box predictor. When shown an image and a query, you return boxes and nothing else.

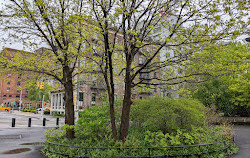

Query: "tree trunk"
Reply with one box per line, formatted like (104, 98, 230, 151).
(119, 59, 132, 141)
(119, 79, 132, 141)
(64, 67, 75, 139)
(109, 93, 118, 141)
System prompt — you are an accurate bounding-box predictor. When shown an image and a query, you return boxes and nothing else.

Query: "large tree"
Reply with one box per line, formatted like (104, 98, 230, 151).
(85, 0, 249, 141)
(0, 0, 88, 139)
(190, 43, 250, 114)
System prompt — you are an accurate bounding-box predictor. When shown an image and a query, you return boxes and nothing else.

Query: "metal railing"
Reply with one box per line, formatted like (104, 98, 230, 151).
(46, 137, 233, 158)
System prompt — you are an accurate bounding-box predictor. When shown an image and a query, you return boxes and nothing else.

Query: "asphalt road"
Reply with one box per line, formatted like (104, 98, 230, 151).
(231, 125, 250, 158)
(0, 110, 64, 158)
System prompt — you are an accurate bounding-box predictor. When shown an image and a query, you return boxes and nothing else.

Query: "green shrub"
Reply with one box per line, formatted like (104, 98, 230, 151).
(52, 111, 64, 117)
(131, 97, 205, 133)
(43, 97, 238, 158)
(44, 109, 50, 114)
(43, 126, 237, 158)
(76, 103, 115, 139)
(30, 109, 36, 113)
(193, 79, 235, 116)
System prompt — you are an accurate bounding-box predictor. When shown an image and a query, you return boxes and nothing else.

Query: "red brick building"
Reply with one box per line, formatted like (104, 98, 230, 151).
(0, 48, 29, 107)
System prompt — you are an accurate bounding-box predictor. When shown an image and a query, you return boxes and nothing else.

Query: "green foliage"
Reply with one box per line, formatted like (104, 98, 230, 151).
(43, 99, 237, 158)
(43, 109, 50, 114)
(229, 73, 250, 107)
(131, 97, 205, 133)
(193, 79, 234, 116)
(194, 77, 250, 116)
(43, 125, 237, 158)
(75, 102, 120, 139)
(25, 79, 53, 102)
(190, 43, 250, 116)
(21, 108, 36, 113)
(51, 111, 64, 117)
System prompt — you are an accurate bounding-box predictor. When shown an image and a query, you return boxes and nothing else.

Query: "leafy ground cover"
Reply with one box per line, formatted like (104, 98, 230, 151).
(42, 97, 238, 157)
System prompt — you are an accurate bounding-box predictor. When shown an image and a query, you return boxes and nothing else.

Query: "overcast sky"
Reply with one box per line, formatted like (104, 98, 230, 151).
(0, 0, 249, 52)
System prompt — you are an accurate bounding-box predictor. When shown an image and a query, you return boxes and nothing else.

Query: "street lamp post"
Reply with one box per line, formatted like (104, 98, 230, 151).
(41, 95, 45, 119)
(19, 90, 22, 111)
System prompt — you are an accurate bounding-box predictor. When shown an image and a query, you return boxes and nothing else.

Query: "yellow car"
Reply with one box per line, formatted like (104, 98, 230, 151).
(0, 106, 11, 112)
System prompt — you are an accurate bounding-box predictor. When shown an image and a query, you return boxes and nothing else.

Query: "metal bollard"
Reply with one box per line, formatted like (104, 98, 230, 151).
(43, 118, 46, 126)
(28, 118, 31, 127)
(12, 118, 16, 127)
(56, 118, 59, 126)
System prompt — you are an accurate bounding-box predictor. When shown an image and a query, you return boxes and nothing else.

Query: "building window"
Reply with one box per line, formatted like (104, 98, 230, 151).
(139, 73, 143, 79)
(139, 56, 143, 65)
(154, 72, 157, 78)
(17, 81, 21, 86)
(139, 96, 143, 99)
(9, 95, 12, 97)
(79, 80, 84, 86)
(7, 81, 10, 85)
(17, 90, 20, 93)
(7, 88, 10, 92)
(16, 95, 20, 98)
(8, 73, 11, 78)
(91, 93, 96, 106)
(146, 73, 150, 79)
(79, 92, 84, 101)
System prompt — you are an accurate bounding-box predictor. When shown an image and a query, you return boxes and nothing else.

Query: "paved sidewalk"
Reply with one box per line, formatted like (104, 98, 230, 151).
(0, 127, 49, 158)
(0, 111, 65, 158)
(231, 125, 250, 158)
(1, 110, 64, 128)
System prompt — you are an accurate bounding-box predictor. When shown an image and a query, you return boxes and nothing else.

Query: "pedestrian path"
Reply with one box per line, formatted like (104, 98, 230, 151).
(0, 110, 64, 128)
(230, 125, 250, 158)
(0, 111, 65, 158)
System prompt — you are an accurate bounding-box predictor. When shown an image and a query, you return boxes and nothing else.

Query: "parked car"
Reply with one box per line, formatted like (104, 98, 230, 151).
(0, 106, 11, 112)
(36, 108, 45, 111)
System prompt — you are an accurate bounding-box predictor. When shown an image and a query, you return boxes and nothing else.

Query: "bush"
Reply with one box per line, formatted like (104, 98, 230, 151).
(44, 109, 50, 114)
(52, 111, 64, 117)
(42, 97, 238, 158)
(43, 125, 237, 158)
(30, 109, 36, 113)
(131, 97, 205, 133)
(193, 79, 235, 116)
(75, 102, 120, 139)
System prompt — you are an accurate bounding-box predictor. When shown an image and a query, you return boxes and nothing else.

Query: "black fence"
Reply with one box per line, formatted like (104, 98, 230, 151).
(46, 137, 233, 158)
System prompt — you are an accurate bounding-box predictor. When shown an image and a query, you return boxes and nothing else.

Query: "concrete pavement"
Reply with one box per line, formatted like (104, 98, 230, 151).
(231, 125, 250, 158)
(0, 110, 64, 158)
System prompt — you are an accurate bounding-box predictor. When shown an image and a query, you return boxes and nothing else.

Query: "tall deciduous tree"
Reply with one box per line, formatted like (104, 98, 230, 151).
(190, 43, 250, 113)
(0, 0, 88, 139)
(85, 0, 249, 141)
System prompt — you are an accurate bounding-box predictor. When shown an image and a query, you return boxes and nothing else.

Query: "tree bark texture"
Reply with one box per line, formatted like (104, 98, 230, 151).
(63, 66, 75, 139)
(119, 60, 132, 141)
